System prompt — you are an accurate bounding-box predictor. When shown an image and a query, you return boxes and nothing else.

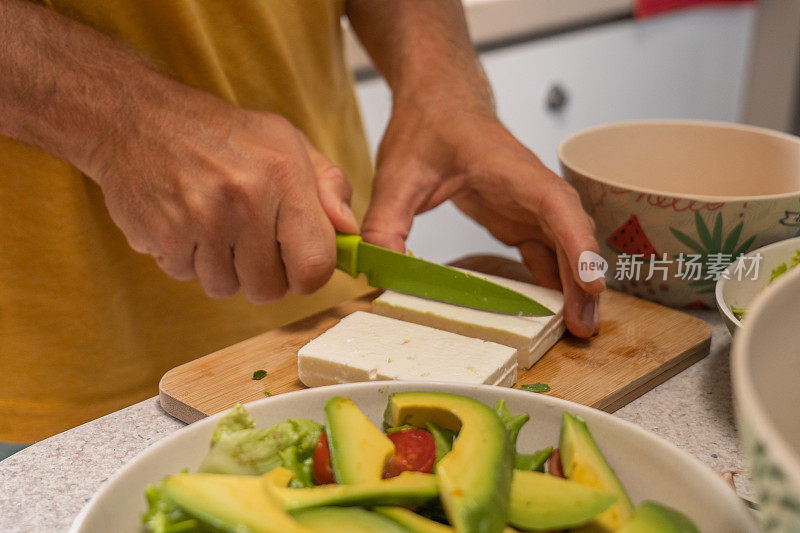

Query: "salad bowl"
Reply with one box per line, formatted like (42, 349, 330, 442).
(732, 266, 800, 531)
(716, 236, 800, 333)
(69, 381, 756, 532)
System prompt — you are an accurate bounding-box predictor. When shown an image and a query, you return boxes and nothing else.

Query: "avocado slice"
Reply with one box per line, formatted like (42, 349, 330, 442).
(559, 413, 634, 532)
(508, 470, 616, 530)
(159, 472, 310, 533)
(374, 506, 453, 532)
(325, 396, 395, 484)
(291, 506, 409, 532)
(616, 502, 699, 533)
(263, 466, 437, 511)
(374, 506, 520, 533)
(385, 391, 514, 533)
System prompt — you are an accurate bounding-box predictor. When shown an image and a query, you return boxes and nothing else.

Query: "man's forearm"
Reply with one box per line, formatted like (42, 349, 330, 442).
(346, 0, 494, 113)
(0, 0, 191, 175)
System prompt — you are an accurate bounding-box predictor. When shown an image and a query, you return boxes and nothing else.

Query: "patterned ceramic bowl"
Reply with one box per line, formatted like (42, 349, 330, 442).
(559, 120, 800, 308)
(731, 266, 800, 531)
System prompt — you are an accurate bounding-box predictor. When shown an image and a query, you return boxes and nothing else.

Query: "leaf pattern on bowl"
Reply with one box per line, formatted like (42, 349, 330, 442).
(742, 422, 800, 532)
(669, 212, 758, 295)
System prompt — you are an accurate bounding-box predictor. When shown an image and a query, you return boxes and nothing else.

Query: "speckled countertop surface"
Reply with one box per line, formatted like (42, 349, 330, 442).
(0, 310, 752, 533)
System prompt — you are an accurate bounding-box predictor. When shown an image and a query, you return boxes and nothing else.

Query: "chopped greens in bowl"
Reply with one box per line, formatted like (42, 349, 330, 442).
(716, 238, 800, 333)
(727, 249, 800, 322)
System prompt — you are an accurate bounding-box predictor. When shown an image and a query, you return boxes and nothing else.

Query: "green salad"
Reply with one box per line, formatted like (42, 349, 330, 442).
(730, 249, 800, 321)
(142, 392, 698, 532)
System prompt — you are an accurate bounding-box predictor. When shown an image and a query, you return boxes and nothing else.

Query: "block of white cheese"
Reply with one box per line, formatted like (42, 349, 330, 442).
(298, 311, 518, 388)
(372, 269, 565, 369)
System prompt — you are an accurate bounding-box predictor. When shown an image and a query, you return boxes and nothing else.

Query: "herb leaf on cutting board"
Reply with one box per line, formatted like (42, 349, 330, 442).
(520, 383, 551, 393)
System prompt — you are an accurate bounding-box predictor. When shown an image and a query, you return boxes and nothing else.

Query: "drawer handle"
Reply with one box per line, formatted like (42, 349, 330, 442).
(546, 83, 568, 112)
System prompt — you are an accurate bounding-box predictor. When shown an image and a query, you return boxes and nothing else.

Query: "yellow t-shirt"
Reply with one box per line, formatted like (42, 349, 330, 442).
(1, 0, 372, 442)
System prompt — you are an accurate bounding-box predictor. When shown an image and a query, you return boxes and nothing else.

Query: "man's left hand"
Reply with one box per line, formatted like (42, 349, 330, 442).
(361, 98, 604, 338)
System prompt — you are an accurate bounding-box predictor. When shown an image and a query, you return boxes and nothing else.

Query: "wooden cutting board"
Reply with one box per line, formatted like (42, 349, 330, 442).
(160, 284, 711, 424)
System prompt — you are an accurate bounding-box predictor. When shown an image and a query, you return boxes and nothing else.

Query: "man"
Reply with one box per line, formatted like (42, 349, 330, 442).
(0, 0, 603, 451)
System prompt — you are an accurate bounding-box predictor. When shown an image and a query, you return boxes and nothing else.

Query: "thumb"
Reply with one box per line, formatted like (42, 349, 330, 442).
(361, 163, 435, 253)
(301, 135, 360, 235)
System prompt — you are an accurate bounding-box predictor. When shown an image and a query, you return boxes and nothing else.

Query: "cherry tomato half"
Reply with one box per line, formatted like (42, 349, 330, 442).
(383, 428, 436, 478)
(312, 431, 335, 485)
(547, 448, 565, 478)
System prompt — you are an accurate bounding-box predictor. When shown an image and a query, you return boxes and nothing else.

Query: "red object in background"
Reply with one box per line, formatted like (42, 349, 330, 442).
(312, 432, 336, 485)
(635, 0, 754, 18)
(383, 428, 436, 478)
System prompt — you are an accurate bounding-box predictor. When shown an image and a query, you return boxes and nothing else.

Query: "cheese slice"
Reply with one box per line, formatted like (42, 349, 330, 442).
(371, 269, 565, 369)
(298, 311, 518, 388)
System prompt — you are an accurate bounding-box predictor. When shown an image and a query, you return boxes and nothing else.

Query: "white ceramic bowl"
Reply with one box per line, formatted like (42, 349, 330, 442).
(716, 236, 800, 333)
(69, 381, 755, 533)
(560, 119, 800, 309)
(732, 267, 800, 531)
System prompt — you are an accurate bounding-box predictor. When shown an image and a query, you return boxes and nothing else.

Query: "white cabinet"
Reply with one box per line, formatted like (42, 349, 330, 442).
(355, 5, 756, 263)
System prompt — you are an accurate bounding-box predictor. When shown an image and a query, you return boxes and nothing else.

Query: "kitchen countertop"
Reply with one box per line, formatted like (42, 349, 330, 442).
(0, 309, 753, 532)
(344, 0, 632, 73)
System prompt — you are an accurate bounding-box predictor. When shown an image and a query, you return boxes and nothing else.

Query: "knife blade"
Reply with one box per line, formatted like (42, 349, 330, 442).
(335, 234, 553, 316)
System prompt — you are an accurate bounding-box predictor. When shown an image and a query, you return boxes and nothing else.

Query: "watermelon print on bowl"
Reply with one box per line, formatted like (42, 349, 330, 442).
(559, 120, 800, 308)
(607, 215, 658, 257)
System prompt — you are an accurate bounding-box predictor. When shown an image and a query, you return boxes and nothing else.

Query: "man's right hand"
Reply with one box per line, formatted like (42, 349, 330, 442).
(89, 99, 360, 303)
(0, 0, 358, 304)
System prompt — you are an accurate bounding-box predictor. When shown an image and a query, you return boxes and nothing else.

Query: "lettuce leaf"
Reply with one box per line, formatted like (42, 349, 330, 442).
(515, 446, 553, 472)
(494, 399, 530, 448)
(142, 481, 201, 533)
(425, 422, 456, 465)
(199, 416, 322, 476)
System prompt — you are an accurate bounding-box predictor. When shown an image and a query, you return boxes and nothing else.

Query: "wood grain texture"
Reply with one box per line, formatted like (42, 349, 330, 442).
(159, 289, 710, 424)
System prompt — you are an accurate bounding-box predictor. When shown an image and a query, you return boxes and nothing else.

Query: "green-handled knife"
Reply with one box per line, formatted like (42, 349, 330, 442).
(336, 234, 553, 316)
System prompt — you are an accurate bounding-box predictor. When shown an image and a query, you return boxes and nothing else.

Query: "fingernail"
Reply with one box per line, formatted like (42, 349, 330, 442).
(580, 293, 600, 332)
(339, 202, 358, 230)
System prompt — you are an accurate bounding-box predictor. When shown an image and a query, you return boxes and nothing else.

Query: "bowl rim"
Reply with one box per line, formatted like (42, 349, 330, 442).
(558, 119, 800, 203)
(715, 275, 743, 331)
(731, 265, 800, 489)
(715, 236, 800, 330)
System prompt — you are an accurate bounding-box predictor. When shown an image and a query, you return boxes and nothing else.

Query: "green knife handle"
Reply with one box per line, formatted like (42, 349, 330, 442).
(335, 233, 362, 278)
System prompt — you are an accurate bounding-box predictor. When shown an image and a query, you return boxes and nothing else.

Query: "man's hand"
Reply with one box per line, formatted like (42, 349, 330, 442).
(362, 100, 603, 337)
(90, 97, 359, 302)
(348, 0, 603, 338)
(0, 0, 358, 303)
